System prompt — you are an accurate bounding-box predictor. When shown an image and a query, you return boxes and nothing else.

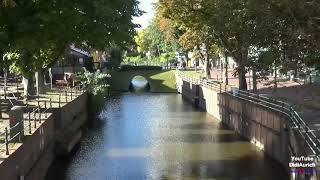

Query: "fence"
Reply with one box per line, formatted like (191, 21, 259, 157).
(0, 84, 85, 156)
(176, 70, 320, 159)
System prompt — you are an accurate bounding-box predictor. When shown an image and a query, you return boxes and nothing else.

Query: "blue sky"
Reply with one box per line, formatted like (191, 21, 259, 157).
(132, 0, 158, 29)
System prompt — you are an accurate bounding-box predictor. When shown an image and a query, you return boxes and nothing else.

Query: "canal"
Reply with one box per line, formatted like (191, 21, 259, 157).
(46, 93, 288, 180)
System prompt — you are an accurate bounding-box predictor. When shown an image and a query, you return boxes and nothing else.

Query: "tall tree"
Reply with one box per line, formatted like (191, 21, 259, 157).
(1, 0, 141, 97)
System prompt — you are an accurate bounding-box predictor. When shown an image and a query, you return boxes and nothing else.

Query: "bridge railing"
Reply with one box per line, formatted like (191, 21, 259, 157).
(176, 70, 320, 158)
(176, 70, 201, 85)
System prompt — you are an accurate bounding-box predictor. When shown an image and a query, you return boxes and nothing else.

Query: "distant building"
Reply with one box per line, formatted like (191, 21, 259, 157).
(51, 45, 93, 83)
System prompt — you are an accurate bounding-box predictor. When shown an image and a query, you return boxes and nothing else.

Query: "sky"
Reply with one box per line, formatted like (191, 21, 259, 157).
(132, 0, 158, 29)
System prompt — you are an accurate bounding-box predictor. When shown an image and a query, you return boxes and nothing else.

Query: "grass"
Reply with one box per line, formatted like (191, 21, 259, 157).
(149, 70, 177, 93)
(180, 70, 203, 79)
(108, 70, 177, 93)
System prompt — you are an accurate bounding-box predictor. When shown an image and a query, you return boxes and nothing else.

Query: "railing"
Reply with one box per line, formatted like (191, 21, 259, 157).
(0, 84, 85, 156)
(176, 70, 201, 85)
(176, 70, 320, 158)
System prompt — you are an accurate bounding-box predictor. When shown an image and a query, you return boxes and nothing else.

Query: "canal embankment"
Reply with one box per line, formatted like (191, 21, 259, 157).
(0, 90, 88, 180)
(176, 71, 318, 179)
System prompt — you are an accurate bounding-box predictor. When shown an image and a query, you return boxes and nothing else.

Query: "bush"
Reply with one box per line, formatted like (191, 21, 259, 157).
(77, 71, 111, 95)
(119, 65, 162, 71)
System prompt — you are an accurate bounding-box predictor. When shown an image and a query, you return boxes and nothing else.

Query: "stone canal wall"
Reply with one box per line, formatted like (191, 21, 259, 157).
(0, 92, 88, 180)
(176, 74, 307, 174)
(176, 74, 220, 119)
(219, 94, 291, 166)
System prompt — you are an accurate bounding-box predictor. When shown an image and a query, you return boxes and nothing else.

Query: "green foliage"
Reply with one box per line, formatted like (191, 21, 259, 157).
(123, 55, 147, 65)
(159, 0, 320, 89)
(123, 52, 175, 67)
(107, 44, 124, 69)
(119, 65, 162, 71)
(77, 71, 111, 95)
(135, 20, 178, 57)
(0, 0, 141, 77)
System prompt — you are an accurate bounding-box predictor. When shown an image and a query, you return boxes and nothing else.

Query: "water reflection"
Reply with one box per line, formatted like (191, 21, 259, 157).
(46, 93, 288, 180)
(129, 76, 150, 92)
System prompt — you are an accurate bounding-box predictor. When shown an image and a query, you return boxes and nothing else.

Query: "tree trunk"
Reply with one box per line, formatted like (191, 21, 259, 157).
(185, 51, 189, 67)
(204, 54, 211, 79)
(23, 75, 36, 99)
(309, 73, 312, 85)
(3, 68, 8, 91)
(224, 54, 229, 85)
(35, 71, 46, 95)
(273, 64, 277, 93)
(238, 66, 247, 90)
(49, 68, 53, 89)
(234, 48, 249, 90)
(293, 68, 298, 82)
(220, 58, 223, 82)
(252, 67, 257, 92)
(237, 50, 248, 90)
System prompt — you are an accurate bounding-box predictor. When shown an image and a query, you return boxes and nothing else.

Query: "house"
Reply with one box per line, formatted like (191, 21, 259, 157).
(50, 45, 93, 84)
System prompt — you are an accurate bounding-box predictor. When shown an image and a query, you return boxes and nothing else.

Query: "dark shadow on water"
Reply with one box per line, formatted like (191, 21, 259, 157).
(158, 156, 289, 180)
(162, 133, 247, 143)
(46, 143, 81, 180)
(179, 122, 218, 130)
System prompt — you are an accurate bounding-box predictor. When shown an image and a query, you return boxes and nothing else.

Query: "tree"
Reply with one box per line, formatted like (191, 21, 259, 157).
(1, 0, 141, 97)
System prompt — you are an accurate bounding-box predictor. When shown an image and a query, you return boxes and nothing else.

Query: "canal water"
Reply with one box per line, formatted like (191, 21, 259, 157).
(46, 93, 288, 180)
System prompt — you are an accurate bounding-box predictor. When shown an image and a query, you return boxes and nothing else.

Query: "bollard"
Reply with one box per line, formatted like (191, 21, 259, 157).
(65, 91, 67, 103)
(71, 88, 73, 100)
(5, 127, 9, 155)
(28, 112, 31, 134)
(50, 98, 52, 109)
(9, 106, 24, 143)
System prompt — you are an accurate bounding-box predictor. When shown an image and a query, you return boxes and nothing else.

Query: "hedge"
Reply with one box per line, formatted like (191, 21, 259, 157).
(119, 65, 163, 71)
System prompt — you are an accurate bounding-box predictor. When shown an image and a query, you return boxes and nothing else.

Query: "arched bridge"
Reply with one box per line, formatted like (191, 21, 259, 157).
(108, 70, 177, 93)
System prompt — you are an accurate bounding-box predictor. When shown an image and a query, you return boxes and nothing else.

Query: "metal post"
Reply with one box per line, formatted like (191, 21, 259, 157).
(4, 87, 6, 100)
(16, 76, 19, 94)
(71, 87, 73, 100)
(38, 105, 41, 123)
(59, 94, 61, 108)
(50, 98, 52, 109)
(34, 109, 37, 128)
(45, 101, 47, 118)
(65, 91, 67, 103)
(28, 112, 31, 134)
(5, 127, 9, 155)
